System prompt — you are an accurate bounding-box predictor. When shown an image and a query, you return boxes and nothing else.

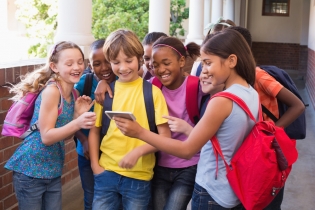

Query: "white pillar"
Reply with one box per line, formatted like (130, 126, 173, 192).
(149, 0, 170, 35)
(223, 0, 235, 21)
(54, 0, 95, 57)
(211, 0, 223, 23)
(186, 0, 204, 45)
(204, 0, 212, 36)
(0, 0, 8, 32)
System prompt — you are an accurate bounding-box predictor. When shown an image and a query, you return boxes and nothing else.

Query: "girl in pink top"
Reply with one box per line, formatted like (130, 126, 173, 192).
(149, 36, 202, 210)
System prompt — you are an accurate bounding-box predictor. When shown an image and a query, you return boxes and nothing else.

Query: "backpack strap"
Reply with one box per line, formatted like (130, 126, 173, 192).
(210, 92, 259, 122)
(209, 91, 261, 179)
(195, 62, 203, 77)
(101, 81, 116, 140)
(143, 80, 156, 133)
(152, 76, 200, 125)
(186, 76, 200, 124)
(83, 73, 94, 97)
(21, 81, 65, 139)
(261, 105, 278, 122)
(152, 77, 163, 89)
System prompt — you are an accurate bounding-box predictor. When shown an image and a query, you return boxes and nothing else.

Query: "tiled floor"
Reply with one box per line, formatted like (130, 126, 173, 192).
(63, 88, 315, 210)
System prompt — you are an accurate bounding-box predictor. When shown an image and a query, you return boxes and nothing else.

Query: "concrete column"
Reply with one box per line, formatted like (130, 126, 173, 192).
(149, 0, 170, 35)
(211, 0, 223, 23)
(204, 0, 212, 35)
(223, 0, 235, 21)
(54, 0, 95, 56)
(186, 0, 204, 45)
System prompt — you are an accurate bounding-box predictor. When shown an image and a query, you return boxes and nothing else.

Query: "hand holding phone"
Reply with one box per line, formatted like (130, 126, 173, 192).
(105, 111, 136, 121)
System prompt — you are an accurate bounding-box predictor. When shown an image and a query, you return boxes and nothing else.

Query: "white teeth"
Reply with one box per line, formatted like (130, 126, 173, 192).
(103, 73, 111, 77)
(161, 75, 169, 79)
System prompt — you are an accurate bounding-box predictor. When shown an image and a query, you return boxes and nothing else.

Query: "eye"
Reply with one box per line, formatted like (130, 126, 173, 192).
(126, 60, 133, 63)
(66, 63, 72, 66)
(164, 62, 171, 66)
(111, 61, 119, 65)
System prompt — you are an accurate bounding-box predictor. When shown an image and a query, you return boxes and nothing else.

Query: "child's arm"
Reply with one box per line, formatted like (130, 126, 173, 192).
(162, 115, 193, 137)
(275, 87, 305, 128)
(114, 96, 232, 159)
(118, 123, 171, 169)
(94, 80, 113, 104)
(39, 86, 96, 146)
(88, 125, 105, 174)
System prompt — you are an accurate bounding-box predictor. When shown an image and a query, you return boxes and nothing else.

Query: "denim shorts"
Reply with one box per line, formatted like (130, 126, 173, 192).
(13, 172, 62, 210)
(93, 170, 151, 210)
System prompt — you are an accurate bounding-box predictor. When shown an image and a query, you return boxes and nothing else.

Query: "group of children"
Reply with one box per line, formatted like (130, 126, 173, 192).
(4, 18, 305, 210)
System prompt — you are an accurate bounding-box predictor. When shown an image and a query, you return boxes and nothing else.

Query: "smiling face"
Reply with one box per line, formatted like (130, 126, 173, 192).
(110, 50, 140, 83)
(199, 49, 231, 94)
(89, 48, 116, 83)
(50, 48, 84, 84)
(143, 44, 154, 76)
(152, 46, 185, 90)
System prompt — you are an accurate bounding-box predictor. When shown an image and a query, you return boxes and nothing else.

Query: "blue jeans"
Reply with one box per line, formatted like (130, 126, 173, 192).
(93, 170, 151, 210)
(13, 172, 62, 210)
(192, 183, 243, 210)
(78, 155, 94, 210)
(152, 165, 197, 210)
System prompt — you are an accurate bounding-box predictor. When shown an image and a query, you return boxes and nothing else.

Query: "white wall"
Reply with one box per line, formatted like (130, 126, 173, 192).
(247, 0, 307, 43)
(309, 0, 315, 50)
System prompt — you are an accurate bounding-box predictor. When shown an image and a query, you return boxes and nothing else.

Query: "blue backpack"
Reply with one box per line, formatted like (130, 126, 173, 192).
(259, 65, 306, 139)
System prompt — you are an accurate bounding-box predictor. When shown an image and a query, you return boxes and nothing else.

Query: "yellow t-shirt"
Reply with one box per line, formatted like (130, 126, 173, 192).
(94, 77, 168, 181)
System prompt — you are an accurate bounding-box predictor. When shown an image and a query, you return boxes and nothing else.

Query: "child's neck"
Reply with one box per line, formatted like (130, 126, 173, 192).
(58, 80, 74, 101)
(165, 75, 186, 90)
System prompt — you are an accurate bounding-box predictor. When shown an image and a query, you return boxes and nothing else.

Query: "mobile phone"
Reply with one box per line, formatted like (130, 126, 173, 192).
(105, 111, 136, 121)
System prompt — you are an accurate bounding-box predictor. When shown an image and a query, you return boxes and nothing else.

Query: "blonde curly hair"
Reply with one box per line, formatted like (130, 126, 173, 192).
(9, 41, 84, 101)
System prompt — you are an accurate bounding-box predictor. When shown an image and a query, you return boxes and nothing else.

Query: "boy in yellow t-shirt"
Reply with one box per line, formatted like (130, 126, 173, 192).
(88, 29, 170, 210)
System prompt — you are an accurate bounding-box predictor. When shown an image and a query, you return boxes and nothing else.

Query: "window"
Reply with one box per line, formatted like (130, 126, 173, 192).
(262, 0, 290, 16)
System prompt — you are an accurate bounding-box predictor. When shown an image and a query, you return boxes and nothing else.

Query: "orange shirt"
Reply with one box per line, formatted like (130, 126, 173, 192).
(254, 67, 283, 121)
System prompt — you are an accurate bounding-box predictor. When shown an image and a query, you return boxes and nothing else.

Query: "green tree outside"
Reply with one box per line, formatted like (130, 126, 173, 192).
(15, 0, 189, 58)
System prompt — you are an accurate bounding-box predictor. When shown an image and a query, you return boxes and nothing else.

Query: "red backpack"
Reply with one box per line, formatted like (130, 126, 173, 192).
(210, 92, 298, 210)
(152, 75, 200, 124)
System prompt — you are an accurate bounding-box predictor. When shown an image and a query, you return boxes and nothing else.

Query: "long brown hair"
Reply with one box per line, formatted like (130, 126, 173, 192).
(201, 29, 256, 86)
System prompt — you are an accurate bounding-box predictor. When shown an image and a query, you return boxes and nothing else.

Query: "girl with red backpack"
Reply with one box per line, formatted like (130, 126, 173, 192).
(114, 29, 259, 210)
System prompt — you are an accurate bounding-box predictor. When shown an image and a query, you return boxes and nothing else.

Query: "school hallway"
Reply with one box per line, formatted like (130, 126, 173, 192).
(62, 79, 315, 210)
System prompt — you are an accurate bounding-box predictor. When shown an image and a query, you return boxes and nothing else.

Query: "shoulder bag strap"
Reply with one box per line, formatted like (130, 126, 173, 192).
(143, 80, 156, 133)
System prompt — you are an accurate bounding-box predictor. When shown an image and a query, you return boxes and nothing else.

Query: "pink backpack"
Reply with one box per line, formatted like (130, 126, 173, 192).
(1, 81, 77, 139)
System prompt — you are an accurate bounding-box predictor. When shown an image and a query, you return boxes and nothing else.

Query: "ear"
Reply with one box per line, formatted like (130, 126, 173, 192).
(49, 62, 58, 74)
(179, 56, 186, 68)
(228, 54, 237, 69)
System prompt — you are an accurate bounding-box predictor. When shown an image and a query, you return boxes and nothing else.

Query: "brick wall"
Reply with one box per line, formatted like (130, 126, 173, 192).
(0, 61, 80, 210)
(252, 42, 308, 72)
(306, 48, 315, 109)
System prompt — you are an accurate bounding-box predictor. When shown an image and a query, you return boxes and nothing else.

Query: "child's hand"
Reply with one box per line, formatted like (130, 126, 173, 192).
(75, 96, 95, 116)
(118, 149, 141, 169)
(114, 117, 143, 138)
(76, 112, 96, 129)
(163, 115, 193, 137)
(91, 164, 105, 175)
(94, 80, 113, 104)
